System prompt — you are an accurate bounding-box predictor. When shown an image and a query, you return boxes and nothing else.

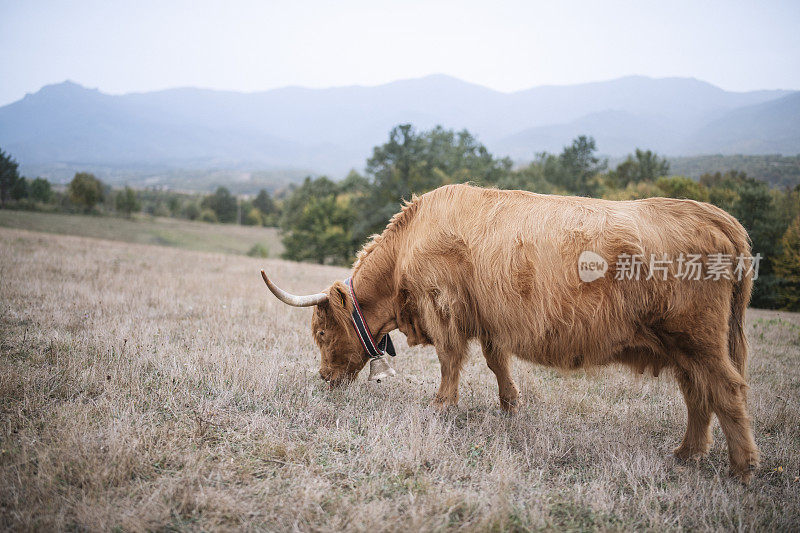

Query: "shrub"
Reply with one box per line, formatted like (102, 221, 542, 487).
(0, 148, 20, 207)
(152, 202, 170, 217)
(655, 176, 710, 202)
(29, 178, 53, 203)
(774, 215, 800, 310)
(244, 207, 263, 226)
(10, 176, 28, 200)
(115, 186, 141, 217)
(184, 202, 201, 220)
(199, 209, 218, 223)
(68, 172, 104, 212)
(247, 243, 270, 258)
(168, 196, 181, 216)
(201, 187, 237, 223)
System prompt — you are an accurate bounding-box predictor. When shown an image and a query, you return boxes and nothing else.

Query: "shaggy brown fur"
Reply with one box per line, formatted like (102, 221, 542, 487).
(310, 184, 759, 481)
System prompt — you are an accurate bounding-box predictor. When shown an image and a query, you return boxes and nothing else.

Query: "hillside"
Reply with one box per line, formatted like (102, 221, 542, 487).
(0, 210, 282, 257)
(687, 92, 800, 155)
(495, 110, 680, 157)
(669, 154, 800, 189)
(0, 75, 796, 184)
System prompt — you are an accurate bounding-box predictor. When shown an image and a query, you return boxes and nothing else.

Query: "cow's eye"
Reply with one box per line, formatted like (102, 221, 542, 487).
(317, 330, 325, 337)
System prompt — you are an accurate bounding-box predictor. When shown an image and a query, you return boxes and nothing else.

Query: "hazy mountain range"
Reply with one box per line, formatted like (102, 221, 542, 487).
(0, 75, 797, 183)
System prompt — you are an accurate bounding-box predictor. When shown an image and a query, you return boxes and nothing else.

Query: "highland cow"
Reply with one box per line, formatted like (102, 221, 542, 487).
(262, 184, 760, 481)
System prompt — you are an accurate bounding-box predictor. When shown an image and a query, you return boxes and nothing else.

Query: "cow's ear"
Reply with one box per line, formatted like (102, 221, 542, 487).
(329, 281, 349, 309)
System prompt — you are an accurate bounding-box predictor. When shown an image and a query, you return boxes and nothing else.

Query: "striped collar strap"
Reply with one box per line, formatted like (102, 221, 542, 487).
(345, 277, 395, 359)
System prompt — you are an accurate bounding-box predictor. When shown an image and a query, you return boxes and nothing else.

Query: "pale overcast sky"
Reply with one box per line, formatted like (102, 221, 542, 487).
(1, 0, 799, 106)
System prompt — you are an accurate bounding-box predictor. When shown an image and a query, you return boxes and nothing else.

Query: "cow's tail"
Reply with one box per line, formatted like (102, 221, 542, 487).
(700, 201, 753, 379)
(729, 268, 752, 378)
(719, 210, 753, 379)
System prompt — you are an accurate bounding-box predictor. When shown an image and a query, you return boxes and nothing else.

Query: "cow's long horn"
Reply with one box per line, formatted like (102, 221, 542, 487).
(260, 270, 328, 307)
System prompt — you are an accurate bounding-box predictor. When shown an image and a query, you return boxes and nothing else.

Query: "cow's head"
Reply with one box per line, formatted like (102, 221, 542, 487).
(261, 271, 369, 386)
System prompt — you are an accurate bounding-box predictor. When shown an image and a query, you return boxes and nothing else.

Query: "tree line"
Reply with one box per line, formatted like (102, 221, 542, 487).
(276, 125, 800, 311)
(669, 154, 800, 190)
(0, 150, 281, 227)
(1, 126, 798, 310)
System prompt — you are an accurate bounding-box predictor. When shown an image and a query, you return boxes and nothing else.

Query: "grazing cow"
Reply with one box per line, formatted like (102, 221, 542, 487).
(262, 184, 760, 481)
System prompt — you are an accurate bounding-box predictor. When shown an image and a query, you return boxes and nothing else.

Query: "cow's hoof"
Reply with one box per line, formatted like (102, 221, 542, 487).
(731, 466, 755, 484)
(499, 398, 519, 414)
(673, 444, 709, 462)
(431, 398, 457, 411)
(730, 454, 759, 484)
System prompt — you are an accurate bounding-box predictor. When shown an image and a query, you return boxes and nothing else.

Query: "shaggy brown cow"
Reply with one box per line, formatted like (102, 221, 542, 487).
(262, 184, 760, 481)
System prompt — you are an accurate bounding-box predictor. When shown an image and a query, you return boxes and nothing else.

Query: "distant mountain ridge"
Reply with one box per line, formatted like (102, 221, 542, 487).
(0, 75, 796, 183)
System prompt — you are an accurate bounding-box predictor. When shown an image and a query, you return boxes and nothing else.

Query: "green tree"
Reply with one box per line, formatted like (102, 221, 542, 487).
(603, 180, 663, 200)
(690, 170, 790, 308)
(700, 170, 746, 213)
(201, 187, 238, 223)
(68, 172, 104, 212)
(199, 209, 218, 223)
(356, 124, 510, 243)
(10, 176, 28, 200)
(152, 202, 170, 217)
(636, 149, 670, 181)
(184, 202, 201, 220)
(366, 124, 438, 206)
(0, 149, 21, 207)
(253, 189, 275, 214)
(729, 176, 785, 308)
(610, 158, 638, 189)
(551, 136, 607, 196)
(419, 126, 512, 185)
(339, 170, 371, 195)
(655, 176, 709, 201)
(732, 177, 782, 258)
(707, 186, 739, 212)
(115, 186, 141, 217)
(772, 186, 800, 232)
(774, 215, 800, 311)
(610, 149, 671, 188)
(496, 153, 559, 193)
(29, 177, 53, 203)
(167, 196, 181, 217)
(244, 207, 263, 226)
(281, 177, 356, 265)
(253, 189, 280, 226)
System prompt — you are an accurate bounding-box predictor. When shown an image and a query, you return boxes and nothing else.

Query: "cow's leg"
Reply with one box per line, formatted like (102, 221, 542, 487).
(678, 352, 759, 481)
(706, 361, 759, 481)
(433, 340, 467, 408)
(480, 338, 519, 413)
(674, 369, 713, 460)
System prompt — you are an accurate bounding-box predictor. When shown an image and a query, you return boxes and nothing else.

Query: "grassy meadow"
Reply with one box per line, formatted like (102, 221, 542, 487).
(0, 209, 283, 257)
(1, 226, 799, 531)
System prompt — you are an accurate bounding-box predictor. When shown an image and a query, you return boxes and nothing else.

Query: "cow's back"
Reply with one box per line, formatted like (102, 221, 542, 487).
(396, 184, 748, 367)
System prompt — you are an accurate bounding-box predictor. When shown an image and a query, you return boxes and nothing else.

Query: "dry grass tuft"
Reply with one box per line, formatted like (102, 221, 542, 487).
(1, 227, 799, 531)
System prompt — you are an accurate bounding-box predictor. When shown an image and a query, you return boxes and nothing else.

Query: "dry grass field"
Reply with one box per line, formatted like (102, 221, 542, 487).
(1, 227, 799, 531)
